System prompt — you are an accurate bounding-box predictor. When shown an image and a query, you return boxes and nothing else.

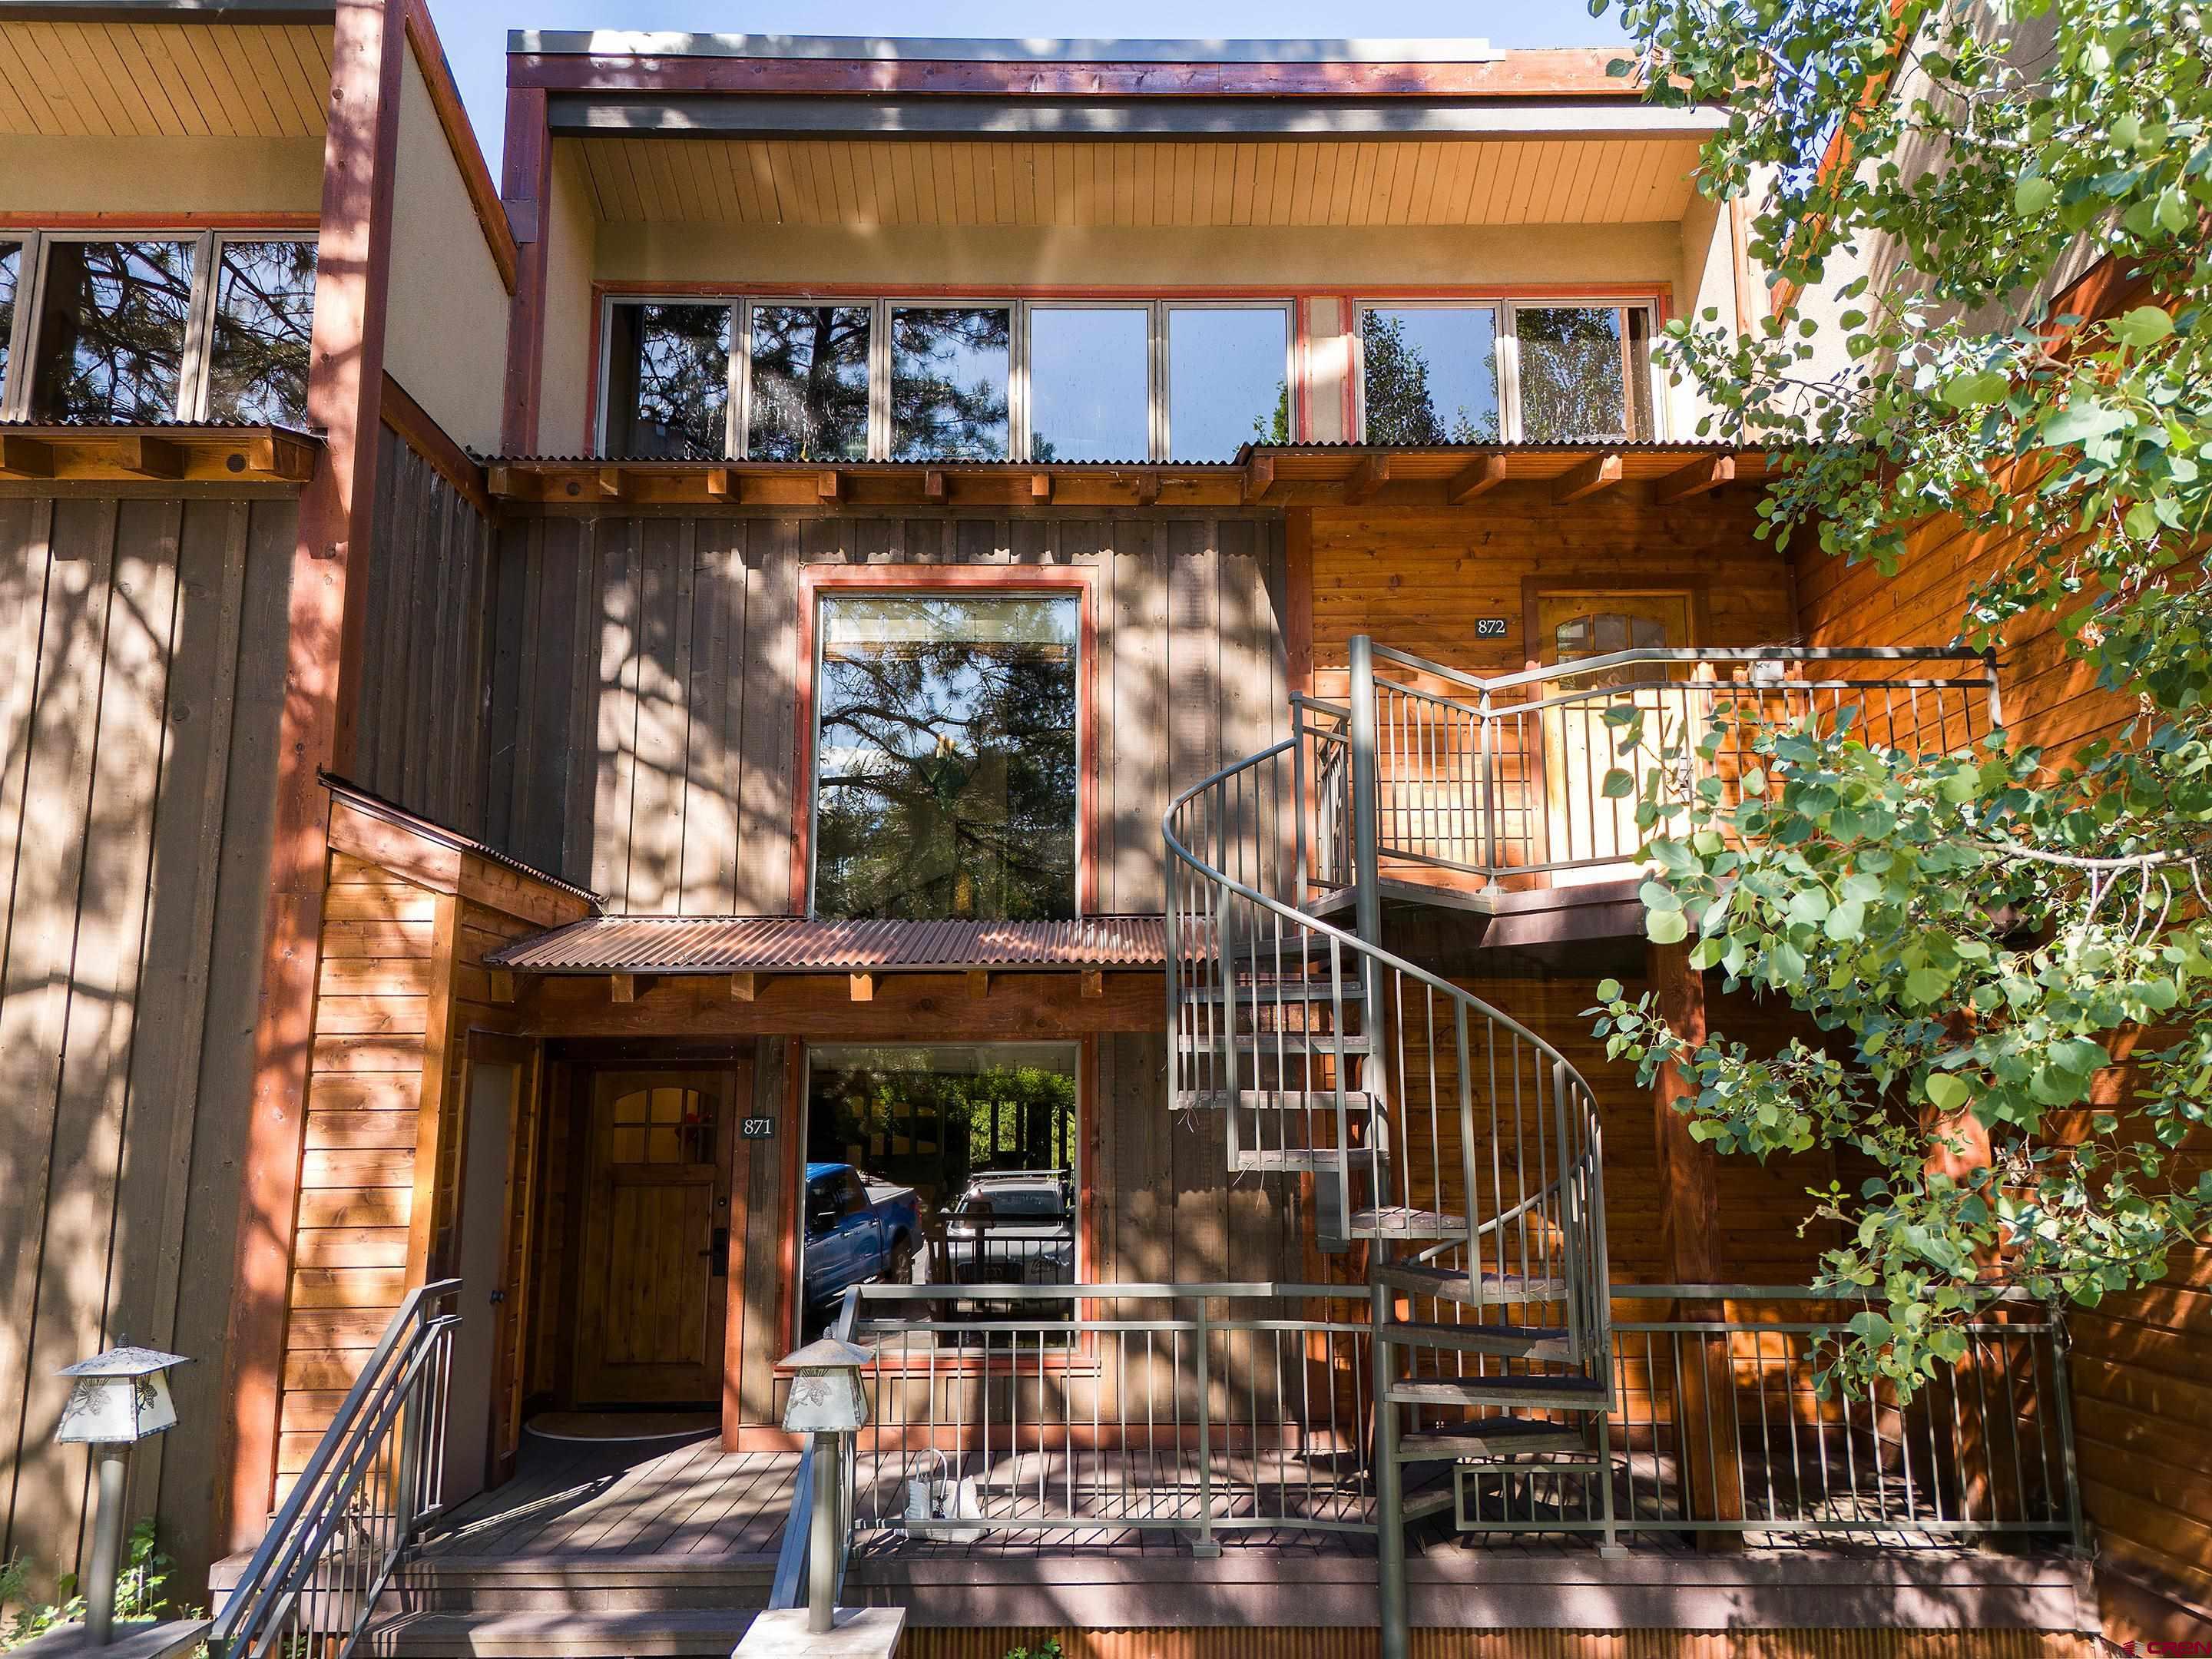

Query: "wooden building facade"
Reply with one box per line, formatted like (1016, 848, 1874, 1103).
(0, 11, 2193, 1655)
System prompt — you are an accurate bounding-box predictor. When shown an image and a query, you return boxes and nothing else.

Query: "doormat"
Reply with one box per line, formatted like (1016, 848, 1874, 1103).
(525, 1412, 720, 1443)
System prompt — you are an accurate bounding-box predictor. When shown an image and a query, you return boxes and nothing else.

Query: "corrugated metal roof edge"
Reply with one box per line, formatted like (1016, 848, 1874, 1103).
(474, 440, 1768, 465)
(485, 913, 1171, 972)
(321, 773, 603, 909)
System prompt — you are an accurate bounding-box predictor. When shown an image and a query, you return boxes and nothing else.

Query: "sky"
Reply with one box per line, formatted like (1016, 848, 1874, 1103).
(432, 0, 1635, 177)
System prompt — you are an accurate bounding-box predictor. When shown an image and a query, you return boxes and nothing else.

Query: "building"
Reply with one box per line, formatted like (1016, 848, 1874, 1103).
(0, 2, 2197, 1654)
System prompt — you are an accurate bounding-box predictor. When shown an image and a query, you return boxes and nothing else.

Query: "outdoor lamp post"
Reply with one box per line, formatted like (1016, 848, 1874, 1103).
(779, 1338, 870, 1635)
(55, 1346, 190, 1647)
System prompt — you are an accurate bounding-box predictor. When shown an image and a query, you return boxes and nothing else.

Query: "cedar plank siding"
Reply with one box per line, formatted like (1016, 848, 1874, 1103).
(1791, 529, 2212, 1632)
(0, 491, 298, 1594)
(482, 511, 1287, 912)
(275, 798, 589, 1495)
(349, 427, 502, 839)
(1306, 491, 1796, 675)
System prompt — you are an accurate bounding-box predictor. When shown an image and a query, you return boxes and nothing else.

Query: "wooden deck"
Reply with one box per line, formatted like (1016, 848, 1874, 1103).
(349, 1427, 2093, 1650)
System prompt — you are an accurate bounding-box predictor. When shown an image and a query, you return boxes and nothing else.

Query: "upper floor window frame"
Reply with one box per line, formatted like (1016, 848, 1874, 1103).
(0, 227, 320, 426)
(1350, 293, 1668, 445)
(595, 291, 1300, 463)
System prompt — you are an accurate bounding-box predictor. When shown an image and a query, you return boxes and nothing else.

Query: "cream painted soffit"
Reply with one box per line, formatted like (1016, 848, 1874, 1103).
(515, 32, 1512, 63)
(571, 132, 1713, 227)
(0, 19, 332, 136)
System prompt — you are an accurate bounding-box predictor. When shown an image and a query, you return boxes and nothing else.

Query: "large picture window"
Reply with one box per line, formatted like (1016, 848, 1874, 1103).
(890, 306, 1012, 461)
(801, 1042, 1079, 1340)
(0, 242, 21, 401)
(812, 591, 1080, 922)
(747, 303, 870, 461)
(603, 301, 732, 459)
(206, 240, 319, 426)
(1165, 303, 1292, 460)
(599, 295, 1296, 460)
(28, 240, 197, 423)
(1357, 299, 1661, 443)
(0, 231, 317, 425)
(1027, 304, 1149, 462)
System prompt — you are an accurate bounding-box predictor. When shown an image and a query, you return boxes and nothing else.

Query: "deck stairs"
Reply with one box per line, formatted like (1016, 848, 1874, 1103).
(1162, 634, 1621, 1584)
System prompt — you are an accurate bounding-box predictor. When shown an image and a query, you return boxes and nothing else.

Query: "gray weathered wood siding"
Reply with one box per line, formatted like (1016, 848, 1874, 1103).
(485, 512, 1289, 913)
(0, 491, 297, 1594)
(348, 426, 498, 837)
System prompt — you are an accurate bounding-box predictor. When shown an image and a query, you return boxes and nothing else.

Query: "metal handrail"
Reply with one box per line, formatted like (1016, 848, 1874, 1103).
(207, 1279, 459, 1659)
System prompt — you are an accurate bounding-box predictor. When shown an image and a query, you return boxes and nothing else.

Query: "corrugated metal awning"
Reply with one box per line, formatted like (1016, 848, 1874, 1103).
(486, 914, 1168, 974)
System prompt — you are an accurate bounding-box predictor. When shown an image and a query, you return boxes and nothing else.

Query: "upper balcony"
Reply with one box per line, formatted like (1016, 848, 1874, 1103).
(499, 33, 1752, 459)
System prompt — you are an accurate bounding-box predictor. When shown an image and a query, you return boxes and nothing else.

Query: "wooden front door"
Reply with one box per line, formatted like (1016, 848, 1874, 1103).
(1535, 591, 1694, 876)
(573, 1068, 737, 1406)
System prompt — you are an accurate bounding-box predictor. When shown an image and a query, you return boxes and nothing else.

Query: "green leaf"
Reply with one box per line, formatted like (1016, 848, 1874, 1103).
(1645, 908, 1689, 945)
(1926, 1073, 1972, 1115)
(1594, 977, 1623, 1002)
(2013, 175, 2057, 215)
(1601, 767, 1635, 799)
(1824, 899, 1866, 941)
(2113, 306, 2174, 347)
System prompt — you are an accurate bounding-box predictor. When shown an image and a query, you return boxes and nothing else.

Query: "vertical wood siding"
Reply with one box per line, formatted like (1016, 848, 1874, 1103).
(0, 491, 298, 1594)
(1793, 514, 2209, 1632)
(483, 512, 1287, 910)
(349, 426, 499, 839)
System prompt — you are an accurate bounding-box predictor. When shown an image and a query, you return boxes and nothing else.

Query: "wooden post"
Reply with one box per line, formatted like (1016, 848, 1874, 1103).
(1648, 939, 1743, 1540)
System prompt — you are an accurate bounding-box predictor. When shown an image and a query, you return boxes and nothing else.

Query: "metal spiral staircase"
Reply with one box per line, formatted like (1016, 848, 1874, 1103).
(1163, 635, 1618, 1639)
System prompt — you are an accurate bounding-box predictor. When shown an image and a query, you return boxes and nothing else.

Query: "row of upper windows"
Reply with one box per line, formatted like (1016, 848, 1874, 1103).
(598, 296, 1662, 463)
(0, 233, 317, 428)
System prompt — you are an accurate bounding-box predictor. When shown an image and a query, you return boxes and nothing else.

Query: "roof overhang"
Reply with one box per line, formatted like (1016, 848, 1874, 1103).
(547, 95, 1725, 143)
(0, 0, 329, 18)
(482, 444, 1770, 512)
(0, 423, 320, 485)
(508, 38, 1648, 102)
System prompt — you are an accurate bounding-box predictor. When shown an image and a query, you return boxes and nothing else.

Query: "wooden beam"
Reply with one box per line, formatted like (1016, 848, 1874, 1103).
(486, 464, 517, 497)
(0, 435, 53, 478)
(1132, 472, 1161, 507)
(1029, 470, 1053, 503)
(488, 969, 516, 1004)
(1552, 452, 1623, 505)
(849, 972, 875, 1002)
(817, 469, 843, 502)
(1243, 452, 1277, 505)
(965, 969, 990, 999)
(728, 970, 757, 1002)
(706, 466, 733, 501)
(596, 466, 624, 500)
(1344, 454, 1390, 503)
(923, 468, 948, 502)
(1647, 936, 1743, 1541)
(610, 972, 637, 1004)
(1445, 453, 1508, 503)
(113, 435, 184, 480)
(238, 432, 318, 483)
(1081, 969, 1104, 998)
(1654, 453, 1736, 505)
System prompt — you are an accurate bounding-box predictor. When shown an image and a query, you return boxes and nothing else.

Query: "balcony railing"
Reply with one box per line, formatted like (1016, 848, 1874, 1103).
(1300, 646, 2002, 892)
(812, 1281, 2076, 1556)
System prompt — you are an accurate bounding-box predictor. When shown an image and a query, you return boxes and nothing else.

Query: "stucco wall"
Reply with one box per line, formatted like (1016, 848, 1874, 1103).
(536, 140, 600, 457)
(0, 136, 323, 214)
(591, 220, 1690, 292)
(382, 46, 508, 453)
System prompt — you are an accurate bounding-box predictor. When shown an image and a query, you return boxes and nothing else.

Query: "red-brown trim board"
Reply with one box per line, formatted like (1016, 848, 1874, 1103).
(221, 0, 409, 1551)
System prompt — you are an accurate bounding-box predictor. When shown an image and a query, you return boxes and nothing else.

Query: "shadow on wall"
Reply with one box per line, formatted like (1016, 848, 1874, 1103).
(0, 493, 296, 1598)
